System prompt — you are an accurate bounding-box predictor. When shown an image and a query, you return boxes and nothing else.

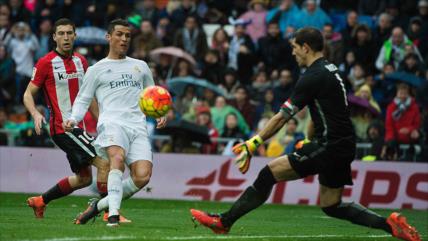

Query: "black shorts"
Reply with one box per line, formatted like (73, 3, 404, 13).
(288, 141, 355, 188)
(52, 128, 96, 173)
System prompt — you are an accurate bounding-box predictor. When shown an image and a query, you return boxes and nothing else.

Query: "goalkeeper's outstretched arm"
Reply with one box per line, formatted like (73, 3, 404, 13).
(257, 108, 294, 142)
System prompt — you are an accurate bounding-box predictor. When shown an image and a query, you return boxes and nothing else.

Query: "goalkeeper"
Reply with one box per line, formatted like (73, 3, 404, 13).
(190, 27, 420, 241)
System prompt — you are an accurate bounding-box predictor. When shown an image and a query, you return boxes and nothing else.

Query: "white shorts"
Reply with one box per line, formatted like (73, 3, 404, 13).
(94, 122, 153, 165)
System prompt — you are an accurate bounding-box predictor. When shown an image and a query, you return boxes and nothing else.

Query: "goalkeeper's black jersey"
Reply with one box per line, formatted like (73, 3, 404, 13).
(288, 57, 355, 146)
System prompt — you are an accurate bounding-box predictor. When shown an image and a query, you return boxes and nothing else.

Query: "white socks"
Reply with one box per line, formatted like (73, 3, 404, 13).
(97, 176, 140, 212)
(107, 169, 123, 217)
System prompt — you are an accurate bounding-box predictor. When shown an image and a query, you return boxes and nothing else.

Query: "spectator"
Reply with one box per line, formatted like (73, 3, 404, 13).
(155, 14, 174, 46)
(346, 24, 377, 74)
(273, 68, 294, 105)
(349, 98, 375, 141)
(254, 88, 279, 127)
(266, 117, 304, 157)
(211, 95, 250, 137)
(228, 85, 256, 129)
(385, 83, 421, 144)
(399, 52, 426, 77)
(170, 0, 199, 29)
(5, 22, 39, 103)
(33, 0, 61, 26)
(221, 112, 247, 139)
(132, 20, 162, 61)
(0, 108, 8, 145)
(239, 0, 267, 43)
(407, 17, 424, 47)
(358, 0, 386, 15)
(173, 14, 208, 63)
(361, 120, 385, 161)
(200, 49, 223, 85)
(341, 10, 359, 47)
(385, 0, 409, 30)
(35, 19, 53, 60)
(339, 50, 356, 78)
(266, 0, 300, 34)
(175, 85, 197, 115)
(355, 84, 382, 114)
(373, 13, 393, 51)
(322, 23, 344, 65)
(8, 0, 31, 24)
(407, 16, 428, 60)
(295, 107, 311, 137)
(172, 59, 196, 77)
(0, 5, 11, 44)
(347, 63, 366, 92)
(219, 68, 240, 99)
(383, 83, 421, 159)
(257, 21, 295, 75)
(195, 106, 219, 154)
(134, 0, 163, 27)
(227, 19, 257, 85)
(249, 71, 272, 103)
(376, 27, 423, 71)
(201, 88, 217, 107)
(0, 44, 15, 108)
(211, 27, 229, 66)
(295, 0, 331, 30)
(417, 0, 428, 35)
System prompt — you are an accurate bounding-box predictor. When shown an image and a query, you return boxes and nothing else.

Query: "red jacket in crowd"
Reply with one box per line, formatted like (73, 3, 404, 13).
(385, 97, 421, 144)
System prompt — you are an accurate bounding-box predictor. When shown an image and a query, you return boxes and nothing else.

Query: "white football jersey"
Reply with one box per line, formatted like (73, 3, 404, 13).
(70, 57, 154, 129)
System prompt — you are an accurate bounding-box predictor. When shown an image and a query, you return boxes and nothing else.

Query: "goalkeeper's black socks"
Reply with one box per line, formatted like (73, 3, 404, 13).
(322, 202, 392, 233)
(221, 166, 277, 228)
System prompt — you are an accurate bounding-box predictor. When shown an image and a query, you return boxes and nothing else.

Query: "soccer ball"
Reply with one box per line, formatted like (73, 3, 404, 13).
(139, 85, 172, 118)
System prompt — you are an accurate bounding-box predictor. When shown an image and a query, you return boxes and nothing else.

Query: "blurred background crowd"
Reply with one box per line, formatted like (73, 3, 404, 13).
(0, 0, 427, 162)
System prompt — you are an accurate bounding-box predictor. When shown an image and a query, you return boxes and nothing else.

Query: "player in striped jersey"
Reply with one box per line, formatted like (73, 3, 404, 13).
(22, 18, 129, 222)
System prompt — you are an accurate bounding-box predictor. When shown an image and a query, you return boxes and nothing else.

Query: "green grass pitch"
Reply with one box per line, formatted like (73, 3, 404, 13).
(0, 193, 426, 241)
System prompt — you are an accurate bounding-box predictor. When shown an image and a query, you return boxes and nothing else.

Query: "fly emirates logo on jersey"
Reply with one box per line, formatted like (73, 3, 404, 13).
(109, 74, 142, 89)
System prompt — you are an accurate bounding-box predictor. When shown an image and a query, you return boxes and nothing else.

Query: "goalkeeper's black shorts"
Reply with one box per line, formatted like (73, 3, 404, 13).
(288, 141, 355, 188)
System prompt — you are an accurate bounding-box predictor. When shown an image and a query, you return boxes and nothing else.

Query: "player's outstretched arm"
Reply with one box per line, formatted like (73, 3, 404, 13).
(233, 111, 290, 174)
(23, 83, 46, 135)
(68, 67, 98, 125)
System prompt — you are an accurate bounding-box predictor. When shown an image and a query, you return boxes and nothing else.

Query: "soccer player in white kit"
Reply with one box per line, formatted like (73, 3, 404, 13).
(64, 19, 167, 227)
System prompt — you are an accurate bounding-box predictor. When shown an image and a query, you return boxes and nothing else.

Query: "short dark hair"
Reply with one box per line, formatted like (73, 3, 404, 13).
(53, 18, 75, 33)
(107, 19, 130, 34)
(293, 27, 324, 52)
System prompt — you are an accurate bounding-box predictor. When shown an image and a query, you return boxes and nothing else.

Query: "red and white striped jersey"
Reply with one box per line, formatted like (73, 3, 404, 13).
(31, 50, 92, 136)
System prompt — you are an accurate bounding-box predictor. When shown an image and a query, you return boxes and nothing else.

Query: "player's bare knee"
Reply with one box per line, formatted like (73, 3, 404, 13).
(268, 155, 299, 181)
(109, 154, 125, 170)
(132, 173, 151, 188)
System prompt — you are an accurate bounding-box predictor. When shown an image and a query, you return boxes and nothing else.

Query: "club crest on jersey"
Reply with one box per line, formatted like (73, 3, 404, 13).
(134, 66, 141, 73)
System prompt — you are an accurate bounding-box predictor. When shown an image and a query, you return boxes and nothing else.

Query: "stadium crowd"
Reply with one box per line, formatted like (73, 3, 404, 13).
(0, 0, 427, 162)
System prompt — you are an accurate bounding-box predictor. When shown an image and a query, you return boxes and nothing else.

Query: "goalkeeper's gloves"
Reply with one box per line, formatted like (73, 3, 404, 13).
(232, 135, 264, 174)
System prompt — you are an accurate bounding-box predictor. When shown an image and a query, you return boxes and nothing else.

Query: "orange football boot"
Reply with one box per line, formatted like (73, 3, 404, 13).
(190, 209, 229, 234)
(27, 196, 46, 218)
(387, 212, 421, 241)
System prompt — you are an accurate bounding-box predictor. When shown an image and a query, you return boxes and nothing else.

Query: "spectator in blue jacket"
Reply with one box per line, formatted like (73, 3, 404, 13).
(266, 0, 300, 34)
(295, 0, 331, 30)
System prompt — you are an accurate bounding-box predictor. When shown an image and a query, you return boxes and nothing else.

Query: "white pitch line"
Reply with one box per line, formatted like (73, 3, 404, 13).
(162, 234, 393, 240)
(16, 236, 136, 241)
(16, 234, 399, 241)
